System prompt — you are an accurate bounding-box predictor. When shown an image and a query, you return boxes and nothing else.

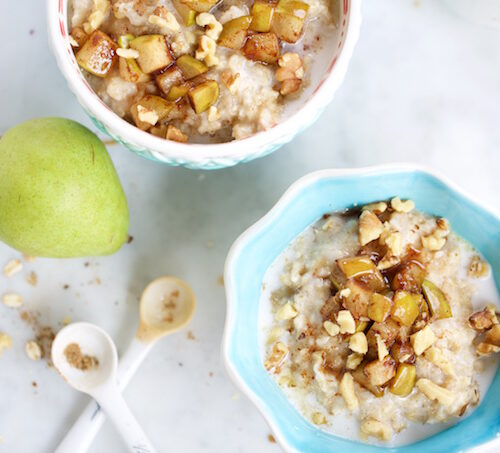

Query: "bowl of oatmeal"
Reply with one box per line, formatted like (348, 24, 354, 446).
(223, 165, 500, 452)
(47, 0, 361, 169)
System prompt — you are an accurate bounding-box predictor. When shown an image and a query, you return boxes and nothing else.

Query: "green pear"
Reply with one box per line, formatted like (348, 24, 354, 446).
(0, 118, 129, 257)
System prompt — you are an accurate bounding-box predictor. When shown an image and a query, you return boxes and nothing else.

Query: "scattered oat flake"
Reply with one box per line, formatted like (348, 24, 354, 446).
(96, 277, 102, 285)
(0, 333, 12, 355)
(268, 434, 276, 443)
(25, 340, 42, 361)
(187, 331, 196, 340)
(3, 259, 23, 277)
(2, 293, 23, 308)
(63, 316, 72, 326)
(27, 272, 37, 286)
(217, 275, 224, 286)
(23, 255, 36, 263)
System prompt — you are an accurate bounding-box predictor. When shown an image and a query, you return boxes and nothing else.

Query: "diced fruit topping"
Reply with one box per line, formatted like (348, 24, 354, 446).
(176, 55, 208, 79)
(242, 32, 280, 64)
(173, 0, 196, 26)
(422, 280, 452, 320)
(129, 35, 173, 74)
(352, 365, 385, 397)
(338, 256, 386, 292)
(368, 293, 392, 323)
(71, 27, 89, 48)
(389, 364, 416, 397)
(363, 356, 396, 386)
(271, 0, 309, 43)
(188, 80, 220, 113)
(392, 261, 425, 293)
(251, 2, 276, 33)
(391, 291, 421, 327)
(181, 0, 218, 13)
(130, 95, 174, 130)
(156, 66, 184, 96)
(218, 16, 252, 50)
(119, 57, 150, 83)
(166, 83, 191, 102)
(76, 30, 117, 77)
(166, 125, 188, 143)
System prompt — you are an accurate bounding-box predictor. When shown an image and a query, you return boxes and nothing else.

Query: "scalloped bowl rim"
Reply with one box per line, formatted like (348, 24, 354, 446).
(222, 164, 500, 453)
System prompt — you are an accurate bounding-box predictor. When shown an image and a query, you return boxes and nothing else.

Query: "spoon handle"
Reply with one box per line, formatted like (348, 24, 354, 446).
(95, 384, 157, 453)
(54, 338, 152, 453)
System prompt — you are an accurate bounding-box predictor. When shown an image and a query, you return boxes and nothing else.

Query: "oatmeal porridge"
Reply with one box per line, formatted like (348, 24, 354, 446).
(69, 0, 340, 143)
(260, 198, 500, 444)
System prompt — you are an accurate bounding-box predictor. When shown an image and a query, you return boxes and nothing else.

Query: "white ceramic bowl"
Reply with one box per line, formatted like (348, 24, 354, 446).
(47, 0, 361, 169)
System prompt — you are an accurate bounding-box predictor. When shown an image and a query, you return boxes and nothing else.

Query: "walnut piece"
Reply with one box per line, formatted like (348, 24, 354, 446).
(2, 293, 23, 308)
(416, 378, 454, 406)
(276, 53, 303, 96)
(323, 321, 340, 336)
(337, 310, 356, 334)
(424, 347, 455, 376)
(349, 332, 368, 354)
(3, 259, 23, 277)
(391, 197, 415, 213)
(410, 325, 436, 355)
(360, 419, 392, 441)
(339, 372, 358, 411)
(166, 125, 188, 143)
(25, 340, 42, 361)
(275, 302, 298, 321)
(358, 210, 383, 246)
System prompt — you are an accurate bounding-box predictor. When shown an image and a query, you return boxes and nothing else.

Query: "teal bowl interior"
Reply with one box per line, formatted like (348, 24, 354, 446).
(224, 167, 500, 453)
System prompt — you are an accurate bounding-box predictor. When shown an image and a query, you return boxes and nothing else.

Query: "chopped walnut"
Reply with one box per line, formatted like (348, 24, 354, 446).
(390, 197, 415, 213)
(116, 48, 139, 59)
(275, 302, 298, 321)
(468, 306, 498, 331)
(196, 35, 219, 67)
(376, 335, 389, 361)
(264, 342, 288, 372)
(410, 325, 436, 355)
(468, 255, 490, 279)
(336, 310, 356, 334)
(362, 202, 387, 215)
(349, 332, 368, 354)
(416, 378, 454, 406)
(339, 372, 358, 411)
(207, 106, 221, 122)
(476, 342, 500, 356)
(323, 321, 340, 336)
(149, 7, 180, 33)
(358, 210, 383, 246)
(360, 419, 392, 441)
(221, 71, 240, 94)
(276, 53, 303, 96)
(136, 105, 159, 126)
(424, 347, 455, 376)
(421, 232, 446, 251)
(196, 13, 223, 41)
(384, 231, 402, 256)
(377, 254, 400, 271)
(346, 353, 364, 370)
(166, 125, 188, 143)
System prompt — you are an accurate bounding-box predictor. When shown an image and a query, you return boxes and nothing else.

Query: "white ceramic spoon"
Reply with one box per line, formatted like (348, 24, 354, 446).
(52, 322, 156, 453)
(54, 276, 196, 453)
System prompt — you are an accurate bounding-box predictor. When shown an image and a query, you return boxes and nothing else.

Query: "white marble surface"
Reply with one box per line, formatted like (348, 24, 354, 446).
(0, 1, 499, 452)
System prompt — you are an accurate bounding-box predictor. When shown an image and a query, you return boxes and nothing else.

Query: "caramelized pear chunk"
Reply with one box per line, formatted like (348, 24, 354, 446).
(176, 55, 208, 79)
(188, 80, 219, 113)
(218, 16, 252, 50)
(364, 356, 396, 386)
(173, 0, 196, 25)
(389, 364, 416, 397)
(181, 0, 218, 13)
(342, 280, 372, 320)
(129, 35, 173, 74)
(271, 0, 309, 43)
(390, 341, 416, 364)
(338, 256, 386, 292)
(156, 66, 184, 96)
(71, 26, 89, 47)
(392, 261, 425, 293)
(250, 2, 275, 33)
(391, 291, 421, 327)
(119, 57, 150, 83)
(166, 83, 191, 101)
(130, 95, 174, 130)
(422, 280, 452, 319)
(352, 365, 385, 397)
(243, 32, 280, 64)
(76, 30, 117, 77)
(368, 293, 392, 323)
(366, 319, 400, 360)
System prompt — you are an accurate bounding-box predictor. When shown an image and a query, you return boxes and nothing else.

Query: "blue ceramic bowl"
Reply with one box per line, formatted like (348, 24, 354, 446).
(223, 165, 500, 453)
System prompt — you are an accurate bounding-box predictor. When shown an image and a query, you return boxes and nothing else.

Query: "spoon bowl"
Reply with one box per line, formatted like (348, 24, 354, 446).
(138, 276, 196, 341)
(52, 322, 117, 393)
